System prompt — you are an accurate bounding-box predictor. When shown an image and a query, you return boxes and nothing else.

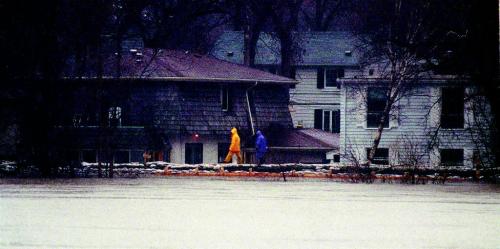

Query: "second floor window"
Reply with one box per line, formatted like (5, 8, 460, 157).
(317, 67, 345, 89)
(108, 106, 122, 127)
(440, 149, 464, 166)
(441, 87, 464, 129)
(367, 87, 389, 128)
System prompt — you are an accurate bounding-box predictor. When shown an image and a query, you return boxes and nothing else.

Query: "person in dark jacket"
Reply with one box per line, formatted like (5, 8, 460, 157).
(255, 130, 268, 166)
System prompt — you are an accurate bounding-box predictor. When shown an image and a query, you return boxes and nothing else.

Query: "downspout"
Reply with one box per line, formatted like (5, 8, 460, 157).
(343, 80, 347, 165)
(246, 82, 258, 135)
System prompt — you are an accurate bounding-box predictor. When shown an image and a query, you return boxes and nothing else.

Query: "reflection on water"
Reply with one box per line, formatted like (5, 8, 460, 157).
(1, 178, 499, 249)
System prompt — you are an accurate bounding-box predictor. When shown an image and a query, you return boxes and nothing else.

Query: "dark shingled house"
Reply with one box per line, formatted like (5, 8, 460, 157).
(53, 49, 296, 164)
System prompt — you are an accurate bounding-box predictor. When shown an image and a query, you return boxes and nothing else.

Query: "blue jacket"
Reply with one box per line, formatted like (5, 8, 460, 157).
(255, 130, 267, 158)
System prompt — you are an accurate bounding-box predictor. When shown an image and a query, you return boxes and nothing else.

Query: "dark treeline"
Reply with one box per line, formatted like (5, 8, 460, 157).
(0, 0, 498, 175)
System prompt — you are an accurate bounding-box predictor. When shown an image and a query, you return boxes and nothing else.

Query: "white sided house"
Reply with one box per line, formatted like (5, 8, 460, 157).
(212, 32, 360, 134)
(339, 76, 491, 169)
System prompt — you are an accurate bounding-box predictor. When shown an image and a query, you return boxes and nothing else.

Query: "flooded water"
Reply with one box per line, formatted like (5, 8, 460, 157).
(1, 177, 499, 249)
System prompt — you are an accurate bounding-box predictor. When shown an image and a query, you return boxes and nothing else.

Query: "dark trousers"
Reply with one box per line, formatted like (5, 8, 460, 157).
(256, 156, 265, 166)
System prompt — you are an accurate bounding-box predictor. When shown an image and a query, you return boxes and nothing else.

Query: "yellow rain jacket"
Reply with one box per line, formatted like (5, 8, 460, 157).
(229, 127, 241, 152)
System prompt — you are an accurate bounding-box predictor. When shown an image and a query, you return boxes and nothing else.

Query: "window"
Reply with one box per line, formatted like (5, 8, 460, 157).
(317, 67, 345, 89)
(81, 150, 97, 163)
(221, 86, 230, 111)
(314, 109, 340, 133)
(441, 87, 464, 129)
(218, 143, 230, 163)
(131, 150, 144, 162)
(367, 87, 389, 128)
(108, 106, 122, 127)
(440, 149, 464, 166)
(185, 143, 203, 164)
(64, 150, 80, 162)
(333, 154, 340, 163)
(366, 148, 389, 165)
(73, 114, 82, 127)
(114, 150, 130, 163)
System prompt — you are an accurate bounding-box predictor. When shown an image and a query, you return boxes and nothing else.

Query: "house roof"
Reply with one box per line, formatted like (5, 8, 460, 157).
(63, 49, 297, 84)
(210, 31, 360, 66)
(268, 128, 338, 150)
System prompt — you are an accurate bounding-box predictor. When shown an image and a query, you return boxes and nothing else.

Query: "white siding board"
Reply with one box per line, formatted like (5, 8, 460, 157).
(340, 84, 483, 168)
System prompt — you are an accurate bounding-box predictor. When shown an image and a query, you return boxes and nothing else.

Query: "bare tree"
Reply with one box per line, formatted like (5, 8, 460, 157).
(269, 0, 304, 78)
(225, 0, 273, 67)
(351, 0, 470, 167)
(302, 0, 342, 31)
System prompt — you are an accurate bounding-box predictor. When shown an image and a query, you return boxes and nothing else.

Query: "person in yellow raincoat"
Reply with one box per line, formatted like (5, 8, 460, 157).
(223, 127, 243, 164)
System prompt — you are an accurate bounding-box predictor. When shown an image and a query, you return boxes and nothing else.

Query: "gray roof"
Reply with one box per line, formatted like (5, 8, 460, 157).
(63, 49, 297, 84)
(268, 128, 338, 150)
(211, 31, 360, 66)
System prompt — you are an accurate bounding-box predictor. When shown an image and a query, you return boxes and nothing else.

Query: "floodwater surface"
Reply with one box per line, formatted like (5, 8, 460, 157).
(1, 177, 499, 249)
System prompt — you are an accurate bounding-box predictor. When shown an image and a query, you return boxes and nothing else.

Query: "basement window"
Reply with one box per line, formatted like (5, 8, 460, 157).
(440, 149, 464, 166)
(366, 148, 389, 165)
(81, 150, 97, 163)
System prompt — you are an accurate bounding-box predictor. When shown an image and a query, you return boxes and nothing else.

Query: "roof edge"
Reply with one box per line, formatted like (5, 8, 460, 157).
(61, 76, 298, 85)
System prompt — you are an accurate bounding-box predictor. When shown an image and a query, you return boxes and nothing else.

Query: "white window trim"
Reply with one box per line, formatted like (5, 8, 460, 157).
(108, 106, 122, 127)
(439, 148, 465, 167)
(364, 88, 398, 130)
(366, 147, 390, 165)
(323, 68, 344, 89)
(321, 110, 336, 132)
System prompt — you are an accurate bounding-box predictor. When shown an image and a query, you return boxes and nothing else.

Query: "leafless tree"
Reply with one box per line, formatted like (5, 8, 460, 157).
(302, 0, 342, 31)
(350, 0, 470, 167)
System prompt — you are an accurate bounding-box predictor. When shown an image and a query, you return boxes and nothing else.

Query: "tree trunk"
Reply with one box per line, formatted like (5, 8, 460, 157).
(367, 89, 395, 166)
(278, 32, 295, 78)
(243, 28, 259, 67)
(109, 157, 114, 178)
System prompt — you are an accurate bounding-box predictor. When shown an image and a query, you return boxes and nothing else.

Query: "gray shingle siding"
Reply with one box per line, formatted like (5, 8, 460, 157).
(51, 80, 293, 152)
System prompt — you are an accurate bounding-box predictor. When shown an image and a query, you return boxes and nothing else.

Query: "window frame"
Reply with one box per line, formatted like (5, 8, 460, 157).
(366, 148, 389, 165)
(314, 109, 340, 133)
(440, 87, 464, 129)
(114, 150, 130, 164)
(440, 149, 464, 166)
(108, 106, 122, 127)
(221, 86, 230, 112)
(185, 143, 203, 164)
(367, 87, 390, 128)
(217, 143, 231, 163)
(324, 67, 345, 89)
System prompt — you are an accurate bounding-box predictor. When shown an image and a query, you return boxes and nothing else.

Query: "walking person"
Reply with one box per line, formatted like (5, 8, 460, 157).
(255, 130, 268, 166)
(223, 127, 243, 164)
